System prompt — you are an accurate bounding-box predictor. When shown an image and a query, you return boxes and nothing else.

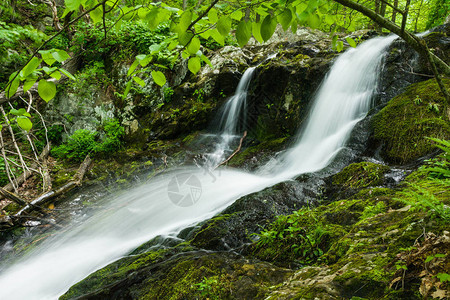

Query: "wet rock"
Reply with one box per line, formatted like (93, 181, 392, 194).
(371, 78, 450, 164)
(61, 250, 292, 300)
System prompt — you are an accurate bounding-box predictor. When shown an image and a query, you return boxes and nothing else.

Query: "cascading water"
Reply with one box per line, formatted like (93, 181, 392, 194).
(263, 34, 399, 179)
(205, 67, 256, 167)
(0, 35, 397, 299)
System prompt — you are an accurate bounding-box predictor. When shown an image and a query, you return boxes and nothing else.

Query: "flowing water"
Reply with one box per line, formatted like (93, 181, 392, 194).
(0, 35, 397, 299)
(205, 67, 256, 167)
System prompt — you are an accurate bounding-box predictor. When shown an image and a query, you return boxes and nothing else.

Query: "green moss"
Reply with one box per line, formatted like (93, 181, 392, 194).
(228, 137, 288, 167)
(61, 249, 169, 300)
(372, 78, 450, 163)
(333, 162, 390, 189)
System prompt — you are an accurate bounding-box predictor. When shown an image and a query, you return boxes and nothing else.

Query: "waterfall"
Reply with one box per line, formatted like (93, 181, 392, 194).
(206, 67, 256, 166)
(263, 35, 399, 179)
(0, 35, 397, 299)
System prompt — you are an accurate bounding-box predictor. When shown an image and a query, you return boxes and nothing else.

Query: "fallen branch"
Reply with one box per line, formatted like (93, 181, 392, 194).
(15, 155, 92, 217)
(0, 187, 27, 206)
(0, 143, 51, 202)
(215, 131, 247, 168)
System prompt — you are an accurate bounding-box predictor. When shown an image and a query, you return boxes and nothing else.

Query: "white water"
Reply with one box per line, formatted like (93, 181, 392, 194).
(0, 35, 397, 299)
(206, 67, 256, 167)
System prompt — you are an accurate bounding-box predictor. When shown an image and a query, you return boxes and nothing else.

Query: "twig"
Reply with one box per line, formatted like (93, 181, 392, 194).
(215, 131, 247, 168)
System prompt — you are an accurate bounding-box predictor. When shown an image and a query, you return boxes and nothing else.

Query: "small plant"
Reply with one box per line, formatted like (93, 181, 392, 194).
(413, 95, 422, 105)
(163, 87, 174, 103)
(253, 209, 330, 264)
(194, 277, 219, 299)
(193, 88, 205, 103)
(51, 119, 125, 162)
(427, 102, 440, 113)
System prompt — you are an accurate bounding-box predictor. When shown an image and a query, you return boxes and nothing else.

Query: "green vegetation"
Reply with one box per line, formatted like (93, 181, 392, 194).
(373, 78, 450, 163)
(51, 119, 125, 162)
(333, 161, 390, 189)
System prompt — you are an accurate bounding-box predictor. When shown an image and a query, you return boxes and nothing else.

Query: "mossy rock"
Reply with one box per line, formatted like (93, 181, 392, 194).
(372, 78, 450, 163)
(228, 137, 288, 169)
(332, 161, 390, 189)
(61, 251, 292, 300)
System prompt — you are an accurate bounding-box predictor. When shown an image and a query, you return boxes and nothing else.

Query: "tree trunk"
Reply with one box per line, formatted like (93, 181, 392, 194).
(391, 0, 398, 23)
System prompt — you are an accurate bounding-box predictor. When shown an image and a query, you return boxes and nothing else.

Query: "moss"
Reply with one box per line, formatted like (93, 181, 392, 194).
(61, 248, 170, 300)
(190, 214, 232, 249)
(228, 137, 288, 167)
(333, 162, 390, 189)
(372, 78, 450, 163)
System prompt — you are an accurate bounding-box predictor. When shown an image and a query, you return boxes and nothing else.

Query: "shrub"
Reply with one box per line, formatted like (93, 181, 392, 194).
(51, 119, 125, 162)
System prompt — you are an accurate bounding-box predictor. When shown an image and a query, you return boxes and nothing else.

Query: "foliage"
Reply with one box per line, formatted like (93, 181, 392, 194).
(254, 209, 331, 265)
(51, 129, 98, 162)
(0, 21, 46, 90)
(0, 158, 20, 186)
(194, 276, 220, 299)
(34, 124, 65, 152)
(396, 138, 450, 222)
(426, 0, 450, 29)
(51, 119, 125, 162)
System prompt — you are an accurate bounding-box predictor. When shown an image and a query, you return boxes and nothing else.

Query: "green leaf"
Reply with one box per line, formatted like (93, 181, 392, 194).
(236, 21, 251, 47)
(231, 10, 243, 21)
(151, 71, 166, 86)
(425, 256, 434, 263)
(260, 15, 277, 42)
(52, 50, 70, 63)
(278, 9, 292, 31)
(49, 70, 62, 80)
(187, 37, 201, 55)
(6, 77, 20, 99)
(178, 11, 192, 32)
(178, 32, 194, 46)
(90, 5, 103, 24)
(133, 76, 145, 87)
(436, 273, 450, 282)
(188, 57, 201, 74)
(291, 18, 298, 34)
(16, 116, 32, 132)
(65, 0, 82, 11)
(127, 60, 140, 76)
(201, 55, 213, 68)
(332, 34, 338, 49)
(168, 40, 178, 51)
(59, 68, 75, 80)
(346, 37, 357, 48)
(23, 78, 37, 93)
(217, 17, 231, 36)
(123, 80, 132, 98)
(336, 40, 344, 52)
(146, 8, 162, 30)
(252, 22, 263, 44)
(38, 79, 56, 102)
(9, 109, 21, 116)
(325, 15, 335, 25)
(210, 29, 224, 45)
(39, 50, 56, 66)
(21, 57, 41, 78)
(307, 13, 320, 28)
(208, 8, 218, 23)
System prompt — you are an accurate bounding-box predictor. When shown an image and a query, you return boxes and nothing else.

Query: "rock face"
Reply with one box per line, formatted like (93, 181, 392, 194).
(371, 78, 450, 163)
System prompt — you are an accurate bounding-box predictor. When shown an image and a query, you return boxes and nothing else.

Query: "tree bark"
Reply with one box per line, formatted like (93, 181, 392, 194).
(391, 0, 398, 23)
